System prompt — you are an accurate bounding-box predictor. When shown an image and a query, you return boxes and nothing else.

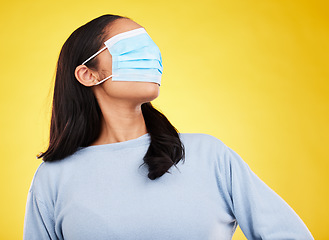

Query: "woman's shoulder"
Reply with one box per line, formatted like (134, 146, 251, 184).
(178, 132, 227, 147)
(178, 132, 228, 155)
(28, 151, 84, 199)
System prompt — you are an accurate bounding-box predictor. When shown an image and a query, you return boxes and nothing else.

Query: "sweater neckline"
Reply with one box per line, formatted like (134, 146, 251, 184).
(78, 133, 151, 151)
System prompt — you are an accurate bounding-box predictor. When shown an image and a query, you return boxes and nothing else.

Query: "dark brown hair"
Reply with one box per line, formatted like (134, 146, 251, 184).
(37, 14, 185, 180)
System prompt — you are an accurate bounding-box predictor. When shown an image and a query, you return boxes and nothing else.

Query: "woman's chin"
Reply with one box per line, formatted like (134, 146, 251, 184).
(137, 82, 160, 102)
(99, 80, 160, 102)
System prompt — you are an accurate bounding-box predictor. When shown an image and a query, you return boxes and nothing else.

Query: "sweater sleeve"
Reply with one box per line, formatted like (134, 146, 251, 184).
(217, 144, 314, 239)
(23, 190, 57, 240)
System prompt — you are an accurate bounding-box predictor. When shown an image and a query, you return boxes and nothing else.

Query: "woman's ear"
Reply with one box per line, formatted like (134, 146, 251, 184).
(75, 65, 98, 87)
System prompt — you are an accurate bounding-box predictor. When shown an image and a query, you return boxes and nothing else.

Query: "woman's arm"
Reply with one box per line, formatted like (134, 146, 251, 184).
(216, 143, 314, 239)
(23, 189, 57, 239)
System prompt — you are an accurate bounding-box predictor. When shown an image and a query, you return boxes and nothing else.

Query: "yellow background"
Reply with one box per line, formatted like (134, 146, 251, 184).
(0, 0, 328, 239)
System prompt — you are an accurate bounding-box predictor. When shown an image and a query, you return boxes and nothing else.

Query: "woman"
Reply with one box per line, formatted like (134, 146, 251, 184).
(23, 14, 313, 239)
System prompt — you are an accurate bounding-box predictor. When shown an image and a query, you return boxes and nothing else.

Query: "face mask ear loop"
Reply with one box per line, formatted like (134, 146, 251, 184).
(94, 75, 116, 86)
(82, 46, 107, 65)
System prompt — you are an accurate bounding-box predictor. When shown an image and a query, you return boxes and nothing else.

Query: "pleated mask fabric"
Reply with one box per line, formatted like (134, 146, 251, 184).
(81, 28, 163, 86)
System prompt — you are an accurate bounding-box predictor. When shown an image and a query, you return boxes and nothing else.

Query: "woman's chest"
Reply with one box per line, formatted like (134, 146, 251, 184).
(54, 155, 236, 239)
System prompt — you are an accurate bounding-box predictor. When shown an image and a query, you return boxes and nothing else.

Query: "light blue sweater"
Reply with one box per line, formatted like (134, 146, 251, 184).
(23, 133, 313, 239)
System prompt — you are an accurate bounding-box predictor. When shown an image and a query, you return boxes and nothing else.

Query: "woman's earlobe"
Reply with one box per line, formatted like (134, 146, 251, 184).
(74, 65, 97, 87)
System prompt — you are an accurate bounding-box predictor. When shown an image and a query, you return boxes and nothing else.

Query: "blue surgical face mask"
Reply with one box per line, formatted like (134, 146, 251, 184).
(81, 28, 163, 86)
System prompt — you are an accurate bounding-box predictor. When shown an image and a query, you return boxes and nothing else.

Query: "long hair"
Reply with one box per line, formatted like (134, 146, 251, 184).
(37, 14, 185, 180)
